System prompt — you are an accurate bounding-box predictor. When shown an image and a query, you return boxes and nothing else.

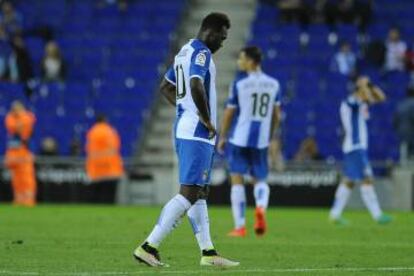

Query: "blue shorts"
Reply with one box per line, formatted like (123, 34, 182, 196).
(175, 138, 215, 186)
(343, 149, 373, 181)
(228, 144, 268, 180)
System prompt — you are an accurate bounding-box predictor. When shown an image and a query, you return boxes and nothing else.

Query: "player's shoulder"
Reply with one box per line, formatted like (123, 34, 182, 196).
(234, 71, 249, 85)
(341, 96, 362, 111)
(185, 40, 211, 67)
(260, 71, 281, 89)
(189, 39, 211, 57)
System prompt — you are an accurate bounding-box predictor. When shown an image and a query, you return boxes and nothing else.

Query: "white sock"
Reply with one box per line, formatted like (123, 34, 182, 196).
(146, 194, 191, 247)
(231, 185, 246, 229)
(360, 184, 383, 220)
(187, 199, 214, 251)
(254, 181, 270, 209)
(330, 183, 352, 219)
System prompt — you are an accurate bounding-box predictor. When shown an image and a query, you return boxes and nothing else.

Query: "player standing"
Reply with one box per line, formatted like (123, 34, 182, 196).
(133, 13, 239, 267)
(329, 76, 392, 225)
(218, 46, 281, 237)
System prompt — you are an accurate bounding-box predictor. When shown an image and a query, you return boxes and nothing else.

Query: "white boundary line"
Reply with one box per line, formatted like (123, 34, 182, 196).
(2, 267, 414, 275)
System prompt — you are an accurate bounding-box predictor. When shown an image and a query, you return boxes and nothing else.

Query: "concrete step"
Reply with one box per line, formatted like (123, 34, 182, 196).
(140, 151, 174, 166)
(158, 107, 175, 119)
(146, 135, 174, 150)
(151, 120, 174, 135)
(145, 134, 173, 146)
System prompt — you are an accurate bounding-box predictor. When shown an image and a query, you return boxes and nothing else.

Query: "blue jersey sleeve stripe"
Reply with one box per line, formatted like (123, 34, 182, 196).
(165, 75, 176, 85)
(189, 74, 205, 80)
(227, 80, 239, 107)
(164, 66, 176, 84)
(189, 47, 211, 81)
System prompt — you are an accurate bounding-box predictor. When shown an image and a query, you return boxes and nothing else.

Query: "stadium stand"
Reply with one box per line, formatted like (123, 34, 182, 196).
(0, 0, 185, 156)
(250, 0, 414, 160)
(1, 0, 412, 162)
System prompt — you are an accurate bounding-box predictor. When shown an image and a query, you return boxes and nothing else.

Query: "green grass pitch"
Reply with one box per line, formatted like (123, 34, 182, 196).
(1, 205, 413, 275)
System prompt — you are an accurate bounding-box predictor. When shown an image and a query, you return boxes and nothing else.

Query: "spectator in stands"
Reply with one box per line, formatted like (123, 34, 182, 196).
(41, 41, 66, 82)
(0, 1, 23, 35)
(10, 35, 33, 83)
(278, 0, 310, 27)
(330, 41, 357, 77)
(394, 87, 414, 158)
(39, 136, 59, 156)
(86, 115, 124, 203)
(324, 0, 355, 26)
(294, 137, 323, 162)
(0, 23, 15, 81)
(324, 0, 372, 30)
(384, 27, 407, 72)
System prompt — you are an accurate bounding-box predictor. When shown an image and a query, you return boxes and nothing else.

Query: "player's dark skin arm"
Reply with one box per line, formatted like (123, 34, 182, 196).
(160, 78, 176, 106)
(217, 107, 235, 153)
(159, 78, 204, 202)
(178, 79, 217, 203)
(190, 77, 216, 139)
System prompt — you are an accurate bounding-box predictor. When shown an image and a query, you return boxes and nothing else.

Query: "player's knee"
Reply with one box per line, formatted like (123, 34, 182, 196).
(179, 185, 200, 204)
(344, 181, 354, 189)
(231, 182, 243, 186)
(362, 178, 373, 185)
(230, 174, 243, 185)
(197, 186, 210, 200)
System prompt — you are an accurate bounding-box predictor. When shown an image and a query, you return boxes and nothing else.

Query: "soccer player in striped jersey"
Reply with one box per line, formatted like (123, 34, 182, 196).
(329, 76, 392, 225)
(218, 46, 282, 237)
(133, 13, 239, 267)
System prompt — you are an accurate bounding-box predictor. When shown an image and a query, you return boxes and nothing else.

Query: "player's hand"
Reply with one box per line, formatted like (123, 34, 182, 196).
(217, 138, 226, 154)
(205, 121, 217, 140)
(199, 115, 216, 139)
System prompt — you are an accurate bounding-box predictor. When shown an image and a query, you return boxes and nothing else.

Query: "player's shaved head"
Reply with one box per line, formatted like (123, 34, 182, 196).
(200, 12, 231, 32)
(198, 12, 230, 53)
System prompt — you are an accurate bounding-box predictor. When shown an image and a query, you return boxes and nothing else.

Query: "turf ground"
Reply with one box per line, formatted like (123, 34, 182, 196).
(0, 205, 413, 275)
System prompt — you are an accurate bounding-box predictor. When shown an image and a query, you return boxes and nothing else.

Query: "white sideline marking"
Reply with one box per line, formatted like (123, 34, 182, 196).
(1, 267, 414, 275)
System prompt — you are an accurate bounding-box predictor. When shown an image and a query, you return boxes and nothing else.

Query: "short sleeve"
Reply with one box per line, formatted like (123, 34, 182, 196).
(189, 48, 211, 81)
(226, 81, 238, 108)
(274, 81, 281, 106)
(164, 65, 176, 85)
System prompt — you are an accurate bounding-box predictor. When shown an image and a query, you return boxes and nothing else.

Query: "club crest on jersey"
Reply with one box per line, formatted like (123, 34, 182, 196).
(195, 51, 207, 66)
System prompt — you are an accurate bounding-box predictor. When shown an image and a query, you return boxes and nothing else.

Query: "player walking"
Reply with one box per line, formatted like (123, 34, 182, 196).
(133, 13, 239, 267)
(218, 46, 281, 237)
(329, 76, 392, 225)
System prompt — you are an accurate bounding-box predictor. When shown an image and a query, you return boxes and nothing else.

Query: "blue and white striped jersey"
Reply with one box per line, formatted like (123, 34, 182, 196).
(340, 95, 369, 153)
(227, 71, 281, 149)
(165, 39, 217, 146)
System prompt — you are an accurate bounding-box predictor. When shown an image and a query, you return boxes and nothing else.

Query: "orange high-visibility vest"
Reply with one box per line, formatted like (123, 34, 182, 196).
(86, 122, 124, 182)
(4, 110, 36, 168)
(4, 110, 37, 206)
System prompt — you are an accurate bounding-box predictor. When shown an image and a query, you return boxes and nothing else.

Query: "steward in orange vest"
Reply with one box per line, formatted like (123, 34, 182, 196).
(86, 115, 124, 203)
(4, 101, 36, 206)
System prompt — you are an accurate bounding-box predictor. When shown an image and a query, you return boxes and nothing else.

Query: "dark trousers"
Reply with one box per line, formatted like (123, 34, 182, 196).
(88, 179, 119, 204)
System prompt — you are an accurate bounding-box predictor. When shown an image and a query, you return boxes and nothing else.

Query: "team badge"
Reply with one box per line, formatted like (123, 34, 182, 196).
(195, 51, 207, 66)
